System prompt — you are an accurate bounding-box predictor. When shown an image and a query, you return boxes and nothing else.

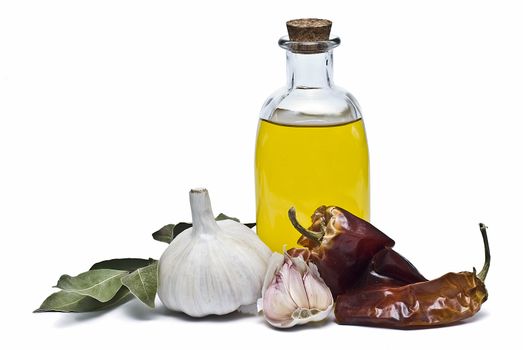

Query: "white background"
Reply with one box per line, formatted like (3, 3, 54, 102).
(1, 0, 522, 348)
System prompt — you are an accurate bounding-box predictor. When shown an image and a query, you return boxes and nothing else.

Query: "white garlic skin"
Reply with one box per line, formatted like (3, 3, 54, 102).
(158, 189, 271, 317)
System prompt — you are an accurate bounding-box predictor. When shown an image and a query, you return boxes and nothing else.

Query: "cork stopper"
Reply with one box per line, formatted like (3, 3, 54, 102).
(286, 18, 332, 42)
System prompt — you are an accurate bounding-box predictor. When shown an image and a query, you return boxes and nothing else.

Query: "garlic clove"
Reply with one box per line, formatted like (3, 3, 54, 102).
(262, 274, 300, 327)
(289, 254, 309, 275)
(258, 250, 334, 328)
(261, 253, 285, 299)
(284, 261, 310, 309)
(303, 264, 333, 311)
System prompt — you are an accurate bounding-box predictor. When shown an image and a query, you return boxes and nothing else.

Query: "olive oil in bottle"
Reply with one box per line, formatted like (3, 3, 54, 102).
(255, 19, 370, 251)
(255, 119, 369, 251)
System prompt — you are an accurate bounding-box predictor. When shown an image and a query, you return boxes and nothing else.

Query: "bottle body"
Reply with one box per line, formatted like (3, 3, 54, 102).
(254, 32, 370, 252)
(255, 118, 369, 251)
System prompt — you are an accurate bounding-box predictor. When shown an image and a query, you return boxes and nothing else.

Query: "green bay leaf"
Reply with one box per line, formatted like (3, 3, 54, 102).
(215, 213, 240, 222)
(121, 261, 158, 308)
(55, 269, 128, 302)
(34, 287, 132, 313)
(152, 223, 191, 244)
(89, 258, 156, 272)
(216, 213, 255, 228)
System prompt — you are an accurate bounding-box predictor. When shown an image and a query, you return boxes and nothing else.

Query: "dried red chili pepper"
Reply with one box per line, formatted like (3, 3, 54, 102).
(288, 206, 426, 297)
(335, 223, 490, 329)
(350, 247, 427, 290)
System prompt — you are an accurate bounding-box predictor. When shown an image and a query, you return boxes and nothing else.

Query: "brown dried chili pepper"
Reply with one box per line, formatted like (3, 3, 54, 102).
(288, 206, 426, 297)
(335, 223, 490, 329)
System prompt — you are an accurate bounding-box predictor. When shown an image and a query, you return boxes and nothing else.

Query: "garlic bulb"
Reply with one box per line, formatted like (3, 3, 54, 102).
(257, 251, 334, 328)
(158, 188, 271, 317)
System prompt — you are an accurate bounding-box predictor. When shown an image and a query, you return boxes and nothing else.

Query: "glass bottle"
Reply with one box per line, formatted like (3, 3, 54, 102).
(255, 19, 370, 252)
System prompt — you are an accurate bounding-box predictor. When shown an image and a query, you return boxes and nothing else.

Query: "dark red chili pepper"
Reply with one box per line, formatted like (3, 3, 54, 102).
(349, 247, 427, 290)
(335, 224, 490, 329)
(288, 206, 426, 297)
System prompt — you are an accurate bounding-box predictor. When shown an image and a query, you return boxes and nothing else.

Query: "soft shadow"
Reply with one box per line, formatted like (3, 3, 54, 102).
(334, 310, 490, 331)
(156, 305, 255, 322)
(266, 319, 331, 332)
(51, 300, 264, 326)
(261, 313, 335, 332)
(460, 309, 490, 325)
(53, 308, 116, 328)
(121, 300, 163, 321)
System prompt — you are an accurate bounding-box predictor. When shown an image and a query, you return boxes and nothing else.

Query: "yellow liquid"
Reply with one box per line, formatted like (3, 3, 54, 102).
(255, 119, 370, 252)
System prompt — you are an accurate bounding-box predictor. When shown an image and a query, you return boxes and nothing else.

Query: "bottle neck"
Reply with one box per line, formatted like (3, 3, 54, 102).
(286, 51, 334, 89)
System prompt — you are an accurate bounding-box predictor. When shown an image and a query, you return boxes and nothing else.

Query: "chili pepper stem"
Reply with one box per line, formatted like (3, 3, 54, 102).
(288, 207, 324, 243)
(477, 223, 490, 282)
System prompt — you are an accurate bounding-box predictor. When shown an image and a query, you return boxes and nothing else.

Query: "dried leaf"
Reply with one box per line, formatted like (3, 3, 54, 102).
(215, 213, 240, 222)
(55, 269, 128, 302)
(152, 222, 190, 244)
(90, 258, 156, 272)
(34, 287, 131, 313)
(121, 262, 158, 308)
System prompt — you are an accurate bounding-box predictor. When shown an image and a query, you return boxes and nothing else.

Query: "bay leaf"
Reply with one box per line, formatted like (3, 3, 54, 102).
(215, 213, 240, 222)
(121, 261, 158, 308)
(216, 213, 256, 228)
(55, 269, 128, 302)
(34, 287, 132, 313)
(152, 222, 190, 244)
(90, 258, 156, 272)
(153, 213, 255, 244)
